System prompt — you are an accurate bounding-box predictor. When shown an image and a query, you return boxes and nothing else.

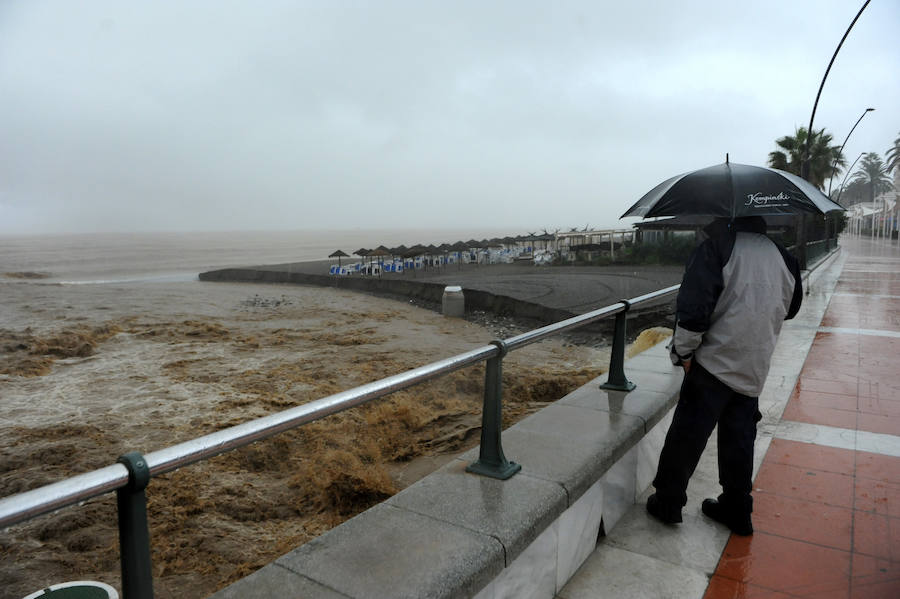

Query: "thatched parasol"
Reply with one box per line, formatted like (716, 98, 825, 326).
(402, 245, 428, 258)
(367, 247, 391, 275)
(329, 249, 349, 267)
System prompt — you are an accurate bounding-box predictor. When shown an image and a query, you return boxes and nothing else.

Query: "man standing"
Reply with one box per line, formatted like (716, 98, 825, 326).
(646, 216, 802, 535)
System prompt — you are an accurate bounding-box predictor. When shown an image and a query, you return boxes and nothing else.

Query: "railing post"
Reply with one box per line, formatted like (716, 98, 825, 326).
(117, 451, 154, 599)
(466, 340, 521, 480)
(599, 301, 636, 392)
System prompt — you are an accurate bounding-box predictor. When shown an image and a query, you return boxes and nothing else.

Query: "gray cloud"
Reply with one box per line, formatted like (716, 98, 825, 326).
(1, 0, 898, 234)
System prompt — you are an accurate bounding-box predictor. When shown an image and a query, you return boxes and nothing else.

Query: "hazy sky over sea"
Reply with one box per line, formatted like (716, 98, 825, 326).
(1, 1, 898, 235)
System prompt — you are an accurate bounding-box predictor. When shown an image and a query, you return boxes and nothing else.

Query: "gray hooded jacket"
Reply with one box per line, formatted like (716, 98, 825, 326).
(669, 217, 802, 396)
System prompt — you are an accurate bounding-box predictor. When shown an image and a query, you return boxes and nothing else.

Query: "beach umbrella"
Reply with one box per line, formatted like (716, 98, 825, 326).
(621, 158, 845, 219)
(450, 241, 470, 269)
(402, 245, 428, 258)
(328, 249, 349, 268)
(368, 247, 391, 275)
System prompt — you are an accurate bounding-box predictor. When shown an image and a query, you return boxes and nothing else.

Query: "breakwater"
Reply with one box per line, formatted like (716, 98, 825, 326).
(199, 263, 679, 338)
(199, 267, 578, 323)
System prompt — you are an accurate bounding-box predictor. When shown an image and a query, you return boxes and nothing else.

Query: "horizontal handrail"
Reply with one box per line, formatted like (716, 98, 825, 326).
(0, 284, 681, 531)
(505, 285, 680, 351)
(0, 345, 497, 528)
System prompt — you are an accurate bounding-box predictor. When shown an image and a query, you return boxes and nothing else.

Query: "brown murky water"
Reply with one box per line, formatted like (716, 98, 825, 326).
(0, 272, 668, 599)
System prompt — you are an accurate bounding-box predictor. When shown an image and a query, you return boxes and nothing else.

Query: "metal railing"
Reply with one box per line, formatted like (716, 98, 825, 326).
(0, 284, 680, 599)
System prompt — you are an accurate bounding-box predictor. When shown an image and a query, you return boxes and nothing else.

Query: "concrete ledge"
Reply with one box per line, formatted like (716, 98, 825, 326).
(198, 266, 666, 329)
(210, 341, 682, 599)
(199, 267, 579, 324)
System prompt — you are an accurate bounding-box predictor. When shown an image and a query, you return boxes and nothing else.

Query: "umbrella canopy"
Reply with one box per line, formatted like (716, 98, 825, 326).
(402, 245, 428, 258)
(329, 249, 349, 267)
(353, 248, 370, 257)
(621, 160, 845, 219)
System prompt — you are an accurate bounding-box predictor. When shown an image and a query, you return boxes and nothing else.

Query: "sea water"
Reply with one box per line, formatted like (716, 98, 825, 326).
(0, 228, 506, 284)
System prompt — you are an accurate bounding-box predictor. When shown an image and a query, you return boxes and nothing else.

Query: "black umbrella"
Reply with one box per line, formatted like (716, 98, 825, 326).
(621, 159, 845, 219)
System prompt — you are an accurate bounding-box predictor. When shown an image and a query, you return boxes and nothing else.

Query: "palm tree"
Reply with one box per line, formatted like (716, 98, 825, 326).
(767, 127, 845, 190)
(837, 178, 868, 207)
(851, 153, 893, 204)
(886, 131, 900, 175)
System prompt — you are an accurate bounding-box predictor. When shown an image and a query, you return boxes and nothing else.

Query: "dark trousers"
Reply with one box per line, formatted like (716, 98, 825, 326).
(652, 361, 760, 514)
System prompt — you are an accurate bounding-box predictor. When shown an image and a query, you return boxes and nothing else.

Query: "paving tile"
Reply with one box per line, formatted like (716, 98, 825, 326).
(859, 364, 900, 378)
(781, 400, 857, 430)
(764, 438, 855, 475)
(859, 335, 900, 355)
(852, 511, 899, 561)
(854, 477, 900, 518)
(603, 505, 731, 574)
(799, 366, 859, 383)
(753, 461, 854, 508)
(858, 395, 900, 417)
(856, 430, 900, 459)
(557, 544, 710, 599)
(855, 452, 900, 483)
(858, 380, 900, 401)
(821, 310, 858, 329)
(703, 575, 794, 599)
(856, 412, 900, 436)
(794, 377, 859, 398)
(753, 492, 852, 551)
(774, 420, 856, 452)
(715, 533, 851, 597)
(807, 335, 860, 350)
(850, 554, 900, 599)
(791, 389, 858, 411)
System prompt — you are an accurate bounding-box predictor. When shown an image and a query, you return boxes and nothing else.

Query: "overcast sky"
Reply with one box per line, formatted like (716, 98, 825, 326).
(1, 0, 898, 236)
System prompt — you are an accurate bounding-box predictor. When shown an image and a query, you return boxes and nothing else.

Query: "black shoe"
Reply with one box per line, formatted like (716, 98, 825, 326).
(701, 498, 753, 536)
(646, 493, 682, 524)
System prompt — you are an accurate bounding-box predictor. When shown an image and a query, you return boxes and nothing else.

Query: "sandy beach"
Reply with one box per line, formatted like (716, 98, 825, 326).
(0, 274, 669, 599)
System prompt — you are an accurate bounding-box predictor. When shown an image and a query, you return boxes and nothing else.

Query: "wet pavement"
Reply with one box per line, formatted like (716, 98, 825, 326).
(557, 235, 900, 599)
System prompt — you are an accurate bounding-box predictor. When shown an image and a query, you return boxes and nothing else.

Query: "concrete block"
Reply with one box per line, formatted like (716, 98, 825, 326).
(276, 503, 504, 599)
(458, 405, 645, 505)
(559, 382, 678, 433)
(209, 563, 350, 599)
(387, 460, 567, 565)
(442, 285, 465, 317)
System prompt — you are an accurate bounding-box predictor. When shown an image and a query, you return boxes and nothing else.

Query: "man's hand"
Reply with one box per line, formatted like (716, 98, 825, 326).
(682, 358, 692, 374)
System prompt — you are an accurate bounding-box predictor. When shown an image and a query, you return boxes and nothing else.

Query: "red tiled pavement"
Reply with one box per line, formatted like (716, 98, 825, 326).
(705, 237, 900, 599)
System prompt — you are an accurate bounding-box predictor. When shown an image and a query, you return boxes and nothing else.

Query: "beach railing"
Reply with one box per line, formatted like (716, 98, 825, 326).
(0, 284, 680, 599)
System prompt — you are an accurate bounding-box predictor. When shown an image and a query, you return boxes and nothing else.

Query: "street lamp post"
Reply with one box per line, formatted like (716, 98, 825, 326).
(800, 0, 871, 182)
(835, 151, 865, 206)
(827, 107, 875, 197)
(798, 0, 870, 269)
